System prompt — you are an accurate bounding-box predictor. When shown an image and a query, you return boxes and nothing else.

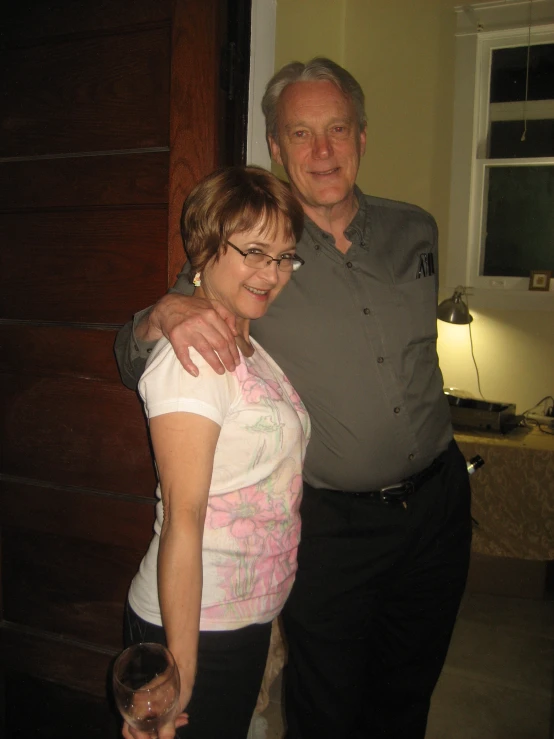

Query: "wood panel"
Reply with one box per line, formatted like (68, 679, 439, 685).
(1, 27, 171, 157)
(0, 153, 169, 211)
(0, 1, 250, 732)
(0, 480, 154, 548)
(0, 479, 155, 656)
(0, 626, 116, 697)
(1, 209, 170, 323)
(2, 527, 144, 647)
(3, 0, 172, 43)
(0, 325, 122, 383)
(5, 672, 120, 739)
(1, 375, 156, 495)
(168, 0, 220, 282)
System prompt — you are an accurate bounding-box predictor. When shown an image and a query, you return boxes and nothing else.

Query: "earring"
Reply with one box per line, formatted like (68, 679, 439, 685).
(193, 271, 202, 287)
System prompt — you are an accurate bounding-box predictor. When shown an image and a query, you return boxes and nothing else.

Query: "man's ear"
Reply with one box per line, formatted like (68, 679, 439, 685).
(359, 125, 367, 157)
(268, 135, 283, 166)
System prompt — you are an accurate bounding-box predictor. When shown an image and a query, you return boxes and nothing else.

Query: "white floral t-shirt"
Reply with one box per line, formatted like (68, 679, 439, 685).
(128, 337, 310, 631)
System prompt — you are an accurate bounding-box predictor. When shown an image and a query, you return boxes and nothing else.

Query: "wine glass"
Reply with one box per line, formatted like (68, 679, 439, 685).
(113, 642, 181, 736)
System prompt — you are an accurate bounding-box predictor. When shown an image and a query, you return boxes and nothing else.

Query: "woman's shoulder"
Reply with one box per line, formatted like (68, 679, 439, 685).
(138, 341, 246, 427)
(144, 338, 230, 379)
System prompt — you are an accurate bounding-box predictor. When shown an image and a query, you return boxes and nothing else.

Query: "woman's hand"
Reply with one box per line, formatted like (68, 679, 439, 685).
(119, 669, 190, 739)
(139, 293, 240, 376)
(121, 711, 189, 739)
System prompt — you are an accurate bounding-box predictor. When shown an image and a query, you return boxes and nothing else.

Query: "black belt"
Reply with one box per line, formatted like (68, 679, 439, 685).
(343, 449, 448, 505)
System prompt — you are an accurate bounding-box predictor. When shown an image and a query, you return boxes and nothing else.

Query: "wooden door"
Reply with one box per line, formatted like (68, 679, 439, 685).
(0, 1, 250, 736)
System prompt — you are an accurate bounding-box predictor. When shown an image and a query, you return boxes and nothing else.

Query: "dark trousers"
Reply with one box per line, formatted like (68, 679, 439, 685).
(282, 440, 472, 739)
(124, 604, 271, 739)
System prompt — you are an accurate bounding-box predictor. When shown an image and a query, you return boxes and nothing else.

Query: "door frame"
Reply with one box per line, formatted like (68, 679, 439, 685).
(247, 0, 275, 169)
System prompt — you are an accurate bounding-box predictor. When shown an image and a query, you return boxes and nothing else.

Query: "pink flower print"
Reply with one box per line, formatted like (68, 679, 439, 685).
(208, 485, 277, 541)
(289, 473, 303, 500)
(266, 516, 301, 557)
(234, 362, 283, 404)
(243, 376, 282, 404)
(252, 554, 277, 597)
(250, 530, 298, 599)
(282, 376, 305, 413)
(204, 479, 302, 617)
(260, 491, 301, 563)
(271, 473, 303, 516)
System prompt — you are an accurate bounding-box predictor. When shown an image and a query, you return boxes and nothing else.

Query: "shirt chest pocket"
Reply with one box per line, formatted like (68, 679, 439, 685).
(392, 276, 437, 344)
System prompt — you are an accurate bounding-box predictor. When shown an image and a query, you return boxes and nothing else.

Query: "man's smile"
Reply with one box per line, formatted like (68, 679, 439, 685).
(310, 167, 340, 176)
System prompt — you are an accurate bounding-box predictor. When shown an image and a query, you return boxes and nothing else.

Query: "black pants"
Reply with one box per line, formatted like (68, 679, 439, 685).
(124, 604, 271, 739)
(282, 440, 472, 739)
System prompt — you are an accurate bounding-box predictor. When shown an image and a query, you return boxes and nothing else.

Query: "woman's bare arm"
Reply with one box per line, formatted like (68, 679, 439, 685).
(150, 410, 221, 715)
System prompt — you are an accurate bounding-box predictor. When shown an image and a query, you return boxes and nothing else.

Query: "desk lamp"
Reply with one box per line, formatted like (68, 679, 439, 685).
(438, 286, 486, 404)
(437, 287, 473, 325)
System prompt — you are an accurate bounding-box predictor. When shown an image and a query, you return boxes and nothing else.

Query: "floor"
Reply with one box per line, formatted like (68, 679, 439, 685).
(256, 592, 554, 738)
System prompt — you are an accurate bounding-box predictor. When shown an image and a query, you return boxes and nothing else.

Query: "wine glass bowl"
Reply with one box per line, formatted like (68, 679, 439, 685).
(113, 643, 180, 734)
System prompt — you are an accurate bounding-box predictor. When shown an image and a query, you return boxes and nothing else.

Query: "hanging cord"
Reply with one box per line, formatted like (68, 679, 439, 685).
(464, 291, 485, 399)
(521, 0, 533, 142)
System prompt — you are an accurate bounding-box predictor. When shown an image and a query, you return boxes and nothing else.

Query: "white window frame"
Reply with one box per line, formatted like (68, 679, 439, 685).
(448, 2, 554, 310)
(246, 0, 275, 170)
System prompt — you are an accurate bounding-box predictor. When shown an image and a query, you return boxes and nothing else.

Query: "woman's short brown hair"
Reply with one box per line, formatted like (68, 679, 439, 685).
(180, 166, 304, 281)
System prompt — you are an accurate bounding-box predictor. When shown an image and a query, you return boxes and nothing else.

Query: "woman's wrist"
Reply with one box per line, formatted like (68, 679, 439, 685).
(176, 664, 195, 711)
(172, 653, 195, 688)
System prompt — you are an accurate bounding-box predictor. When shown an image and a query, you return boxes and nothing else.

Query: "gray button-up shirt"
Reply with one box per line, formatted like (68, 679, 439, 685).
(115, 188, 453, 492)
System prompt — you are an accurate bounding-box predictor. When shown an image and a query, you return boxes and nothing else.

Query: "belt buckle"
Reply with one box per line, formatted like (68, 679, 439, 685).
(379, 480, 415, 504)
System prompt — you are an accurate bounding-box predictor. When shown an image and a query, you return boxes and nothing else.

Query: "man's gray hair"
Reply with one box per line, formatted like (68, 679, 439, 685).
(261, 57, 367, 141)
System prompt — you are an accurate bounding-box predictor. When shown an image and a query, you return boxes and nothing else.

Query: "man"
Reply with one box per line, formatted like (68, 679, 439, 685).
(115, 58, 471, 739)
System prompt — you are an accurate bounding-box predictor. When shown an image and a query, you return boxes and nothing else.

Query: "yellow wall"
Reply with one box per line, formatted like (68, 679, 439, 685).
(274, 0, 455, 240)
(274, 0, 554, 413)
(274, 0, 345, 68)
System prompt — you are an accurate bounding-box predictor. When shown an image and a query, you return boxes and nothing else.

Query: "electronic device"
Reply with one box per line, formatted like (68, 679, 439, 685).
(444, 391, 519, 433)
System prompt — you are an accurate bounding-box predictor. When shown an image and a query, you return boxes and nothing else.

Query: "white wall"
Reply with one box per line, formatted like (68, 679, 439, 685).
(272, 0, 554, 413)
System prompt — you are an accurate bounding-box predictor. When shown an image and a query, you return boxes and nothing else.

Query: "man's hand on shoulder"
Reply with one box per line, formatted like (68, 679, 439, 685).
(141, 293, 240, 376)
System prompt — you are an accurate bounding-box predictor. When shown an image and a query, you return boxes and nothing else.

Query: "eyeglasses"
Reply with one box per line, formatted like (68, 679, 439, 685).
(226, 241, 305, 272)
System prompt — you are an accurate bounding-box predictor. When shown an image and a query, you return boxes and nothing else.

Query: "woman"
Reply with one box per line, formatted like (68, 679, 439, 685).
(122, 166, 310, 739)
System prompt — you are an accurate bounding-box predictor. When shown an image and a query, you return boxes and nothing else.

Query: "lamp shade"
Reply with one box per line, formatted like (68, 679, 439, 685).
(437, 289, 473, 324)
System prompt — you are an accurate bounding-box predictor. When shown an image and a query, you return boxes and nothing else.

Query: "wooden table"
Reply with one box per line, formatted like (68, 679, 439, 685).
(455, 427, 554, 560)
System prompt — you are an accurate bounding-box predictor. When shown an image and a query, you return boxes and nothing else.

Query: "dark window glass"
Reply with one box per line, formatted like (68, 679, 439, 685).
(489, 119, 554, 157)
(490, 44, 554, 103)
(483, 166, 554, 276)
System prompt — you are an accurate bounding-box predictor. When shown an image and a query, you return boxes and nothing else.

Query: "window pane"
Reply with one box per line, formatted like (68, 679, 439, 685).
(483, 165, 554, 276)
(490, 44, 554, 103)
(490, 119, 554, 157)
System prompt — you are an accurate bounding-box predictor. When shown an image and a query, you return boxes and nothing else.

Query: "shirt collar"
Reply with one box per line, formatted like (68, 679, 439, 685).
(302, 186, 369, 250)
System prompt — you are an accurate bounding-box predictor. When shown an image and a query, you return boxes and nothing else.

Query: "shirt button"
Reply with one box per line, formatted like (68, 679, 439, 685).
(394, 406, 401, 414)
(408, 453, 415, 461)
(314, 244, 320, 250)
(377, 356, 384, 363)
(146, 348, 152, 353)
(363, 308, 370, 315)
(346, 261, 353, 268)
